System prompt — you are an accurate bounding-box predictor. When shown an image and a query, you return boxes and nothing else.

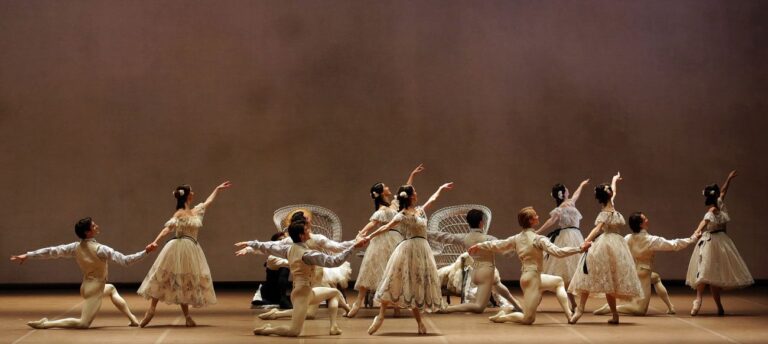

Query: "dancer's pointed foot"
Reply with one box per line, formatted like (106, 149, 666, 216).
(258, 308, 278, 320)
(607, 314, 619, 324)
(139, 309, 155, 328)
(185, 316, 196, 327)
(330, 325, 343, 335)
(253, 324, 271, 335)
(490, 314, 509, 323)
(666, 306, 676, 315)
(128, 313, 140, 327)
(367, 315, 383, 335)
(26, 317, 48, 329)
(346, 302, 360, 318)
(417, 321, 427, 335)
(717, 306, 725, 316)
(569, 308, 583, 324)
(690, 300, 701, 316)
(488, 310, 505, 322)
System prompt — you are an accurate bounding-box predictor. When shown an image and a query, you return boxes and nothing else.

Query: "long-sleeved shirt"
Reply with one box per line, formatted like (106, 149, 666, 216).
(475, 228, 581, 273)
(246, 240, 355, 268)
(279, 233, 354, 254)
(625, 230, 696, 270)
(428, 229, 499, 269)
(26, 239, 147, 280)
(244, 247, 289, 270)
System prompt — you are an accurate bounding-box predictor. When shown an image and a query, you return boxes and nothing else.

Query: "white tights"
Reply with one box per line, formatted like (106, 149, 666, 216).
(491, 271, 571, 324)
(29, 280, 138, 329)
(255, 286, 348, 336)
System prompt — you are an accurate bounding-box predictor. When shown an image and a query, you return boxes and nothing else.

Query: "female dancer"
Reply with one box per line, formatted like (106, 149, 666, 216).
(568, 172, 643, 324)
(137, 181, 232, 327)
(536, 179, 589, 310)
(365, 182, 454, 335)
(348, 164, 424, 317)
(469, 207, 585, 324)
(236, 220, 365, 336)
(428, 209, 522, 313)
(594, 211, 698, 315)
(10, 218, 154, 329)
(686, 170, 753, 316)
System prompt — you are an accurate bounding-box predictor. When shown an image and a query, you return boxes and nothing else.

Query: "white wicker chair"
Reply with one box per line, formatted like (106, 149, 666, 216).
(429, 204, 492, 304)
(272, 204, 343, 243)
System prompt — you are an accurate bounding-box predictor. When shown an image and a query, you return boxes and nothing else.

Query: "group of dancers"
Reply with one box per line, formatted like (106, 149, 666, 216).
(9, 167, 754, 337)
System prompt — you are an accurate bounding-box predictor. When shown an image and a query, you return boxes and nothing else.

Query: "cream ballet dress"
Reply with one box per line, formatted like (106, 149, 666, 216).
(568, 210, 643, 299)
(542, 199, 585, 285)
(686, 199, 753, 289)
(355, 205, 403, 291)
(374, 206, 444, 311)
(138, 203, 216, 307)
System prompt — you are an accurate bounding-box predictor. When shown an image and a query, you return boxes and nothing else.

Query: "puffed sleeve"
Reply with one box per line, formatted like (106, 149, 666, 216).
(369, 209, 389, 223)
(193, 203, 206, 218)
(427, 231, 463, 246)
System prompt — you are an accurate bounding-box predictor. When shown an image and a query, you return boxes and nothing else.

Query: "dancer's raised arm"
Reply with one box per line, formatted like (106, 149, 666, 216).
(720, 170, 737, 201)
(365, 217, 402, 240)
(570, 179, 590, 204)
(421, 182, 454, 212)
(406, 164, 425, 186)
(201, 181, 232, 209)
(610, 172, 622, 203)
(535, 214, 559, 235)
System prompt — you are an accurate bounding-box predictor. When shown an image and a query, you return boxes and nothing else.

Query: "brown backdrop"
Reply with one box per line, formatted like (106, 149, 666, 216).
(1, 0, 766, 284)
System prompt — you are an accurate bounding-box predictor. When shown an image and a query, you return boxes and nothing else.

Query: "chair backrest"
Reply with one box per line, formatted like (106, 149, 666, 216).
(272, 204, 343, 242)
(428, 204, 491, 268)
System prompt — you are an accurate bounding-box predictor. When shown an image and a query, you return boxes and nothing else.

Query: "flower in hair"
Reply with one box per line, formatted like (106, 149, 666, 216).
(709, 189, 716, 196)
(399, 191, 408, 198)
(372, 191, 379, 198)
(557, 190, 564, 200)
(177, 189, 185, 197)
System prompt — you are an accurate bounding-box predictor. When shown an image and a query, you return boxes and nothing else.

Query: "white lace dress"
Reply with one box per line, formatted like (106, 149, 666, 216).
(137, 203, 216, 307)
(374, 207, 444, 311)
(542, 199, 584, 285)
(355, 206, 403, 290)
(685, 199, 753, 289)
(568, 210, 643, 300)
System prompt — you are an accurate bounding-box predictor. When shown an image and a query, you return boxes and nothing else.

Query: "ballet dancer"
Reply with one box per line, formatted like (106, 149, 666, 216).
(536, 179, 589, 310)
(593, 211, 698, 316)
(365, 182, 453, 335)
(237, 232, 293, 309)
(686, 170, 753, 316)
(468, 207, 586, 324)
(137, 181, 232, 327)
(10, 217, 154, 329)
(237, 220, 366, 336)
(349, 164, 424, 317)
(428, 208, 522, 313)
(568, 172, 643, 324)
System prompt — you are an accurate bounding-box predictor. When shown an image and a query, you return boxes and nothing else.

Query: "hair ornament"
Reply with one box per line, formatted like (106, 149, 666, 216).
(557, 190, 564, 200)
(372, 191, 379, 198)
(177, 189, 185, 197)
(399, 191, 408, 198)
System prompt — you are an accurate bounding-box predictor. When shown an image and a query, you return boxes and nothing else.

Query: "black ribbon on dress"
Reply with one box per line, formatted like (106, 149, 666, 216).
(171, 235, 198, 245)
(545, 227, 579, 261)
(696, 229, 726, 278)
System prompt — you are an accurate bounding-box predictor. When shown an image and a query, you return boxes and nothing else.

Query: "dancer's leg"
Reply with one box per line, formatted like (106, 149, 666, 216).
(445, 269, 493, 313)
(651, 272, 674, 314)
(596, 270, 650, 316)
(540, 274, 572, 320)
(606, 293, 619, 324)
(492, 271, 540, 325)
(28, 280, 103, 329)
(348, 286, 367, 317)
(412, 307, 426, 334)
(140, 298, 159, 327)
(103, 284, 139, 326)
(180, 304, 195, 327)
(256, 286, 311, 337)
(569, 292, 589, 324)
(368, 301, 388, 335)
(710, 285, 724, 315)
(691, 283, 706, 316)
(309, 287, 348, 335)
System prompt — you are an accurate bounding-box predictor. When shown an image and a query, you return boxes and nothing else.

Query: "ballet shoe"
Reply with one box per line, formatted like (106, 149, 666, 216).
(129, 321, 139, 327)
(717, 307, 725, 316)
(26, 317, 48, 329)
(185, 316, 196, 327)
(490, 315, 508, 323)
(139, 309, 155, 328)
(607, 314, 619, 324)
(417, 322, 427, 335)
(593, 305, 611, 315)
(346, 303, 360, 318)
(329, 325, 343, 335)
(666, 306, 676, 315)
(569, 308, 583, 324)
(253, 324, 271, 335)
(367, 315, 383, 335)
(488, 310, 505, 322)
(690, 300, 701, 316)
(258, 308, 278, 320)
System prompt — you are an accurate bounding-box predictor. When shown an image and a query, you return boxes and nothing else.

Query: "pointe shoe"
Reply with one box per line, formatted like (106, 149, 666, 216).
(128, 314, 140, 327)
(666, 306, 676, 315)
(129, 321, 139, 327)
(253, 324, 271, 336)
(690, 300, 701, 316)
(185, 316, 196, 327)
(258, 308, 278, 320)
(367, 315, 383, 335)
(717, 307, 725, 316)
(417, 322, 427, 335)
(139, 309, 155, 328)
(488, 310, 505, 322)
(607, 314, 619, 324)
(329, 325, 343, 335)
(26, 317, 48, 329)
(346, 303, 360, 318)
(569, 308, 583, 324)
(490, 315, 509, 323)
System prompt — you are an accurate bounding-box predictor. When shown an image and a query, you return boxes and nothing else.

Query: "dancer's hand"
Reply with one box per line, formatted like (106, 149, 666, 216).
(728, 170, 738, 180)
(234, 241, 249, 249)
(10, 254, 27, 264)
(145, 242, 158, 253)
(580, 241, 592, 252)
(235, 247, 251, 257)
(612, 172, 622, 183)
(411, 164, 425, 176)
(580, 179, 590, 186)
(353, 237, 369, 248)
(216, 181, 233, 190)
(467, 244, 479, 255)
(440, 182, 454, 190)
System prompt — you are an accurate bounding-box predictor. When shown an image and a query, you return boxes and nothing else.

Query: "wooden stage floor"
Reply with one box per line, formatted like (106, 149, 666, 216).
(2, 286, 767, 344)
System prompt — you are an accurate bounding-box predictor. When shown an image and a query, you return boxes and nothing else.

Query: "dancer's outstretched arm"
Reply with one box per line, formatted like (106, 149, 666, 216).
(720, 170, 737, 201)
(406, 164, 425, 186)
(427, 231, 463, 246)
(422, 182, 454, 212)
(302, 239, 366, 268)
(96, 245, 152, 266)
(570, 179, 590, 204)
(468, 235, 516, 255)
(610, 172, 622, 204)
(647, 233, 699, 252)
(365, 217, 402, 240)
(10, 242, 78, 264)
(535, 237, 586, 257)
(235, 240, 291, 258)
(201, 181, 232, 209)
(535, 214, 559, 235)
